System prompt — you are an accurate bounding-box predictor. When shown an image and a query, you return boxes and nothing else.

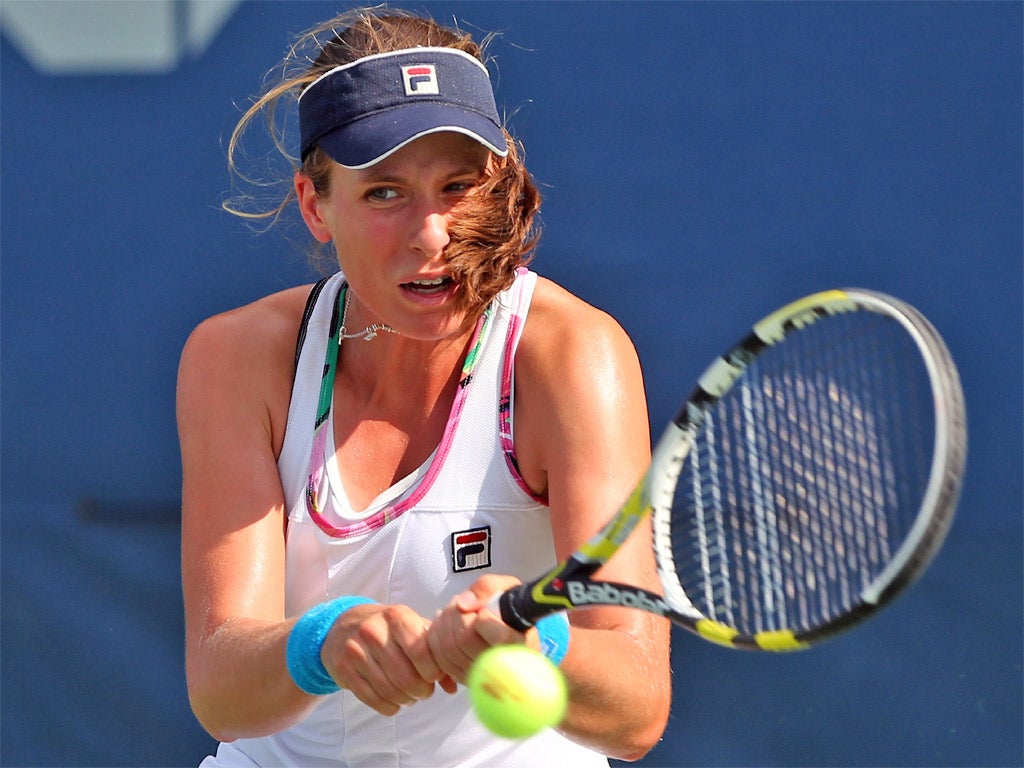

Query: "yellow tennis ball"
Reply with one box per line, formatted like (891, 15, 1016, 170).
(467, 645, 568, 739)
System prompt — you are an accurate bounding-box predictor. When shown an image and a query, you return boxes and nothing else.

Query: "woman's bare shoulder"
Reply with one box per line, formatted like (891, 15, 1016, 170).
(182, 284, 315, 364)
(177, 284, 320, 444)
(522, 275, 639, 373)
(510, 277, 650, 511)
(515, 273, 647, 440)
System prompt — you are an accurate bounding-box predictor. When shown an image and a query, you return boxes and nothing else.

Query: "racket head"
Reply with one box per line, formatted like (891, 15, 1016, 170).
(651, 288, 967, 650)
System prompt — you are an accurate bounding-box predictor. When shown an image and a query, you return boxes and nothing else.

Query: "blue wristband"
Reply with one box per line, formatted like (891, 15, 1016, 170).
(286, 595, 377, 695)
(535, 612, 570, 666)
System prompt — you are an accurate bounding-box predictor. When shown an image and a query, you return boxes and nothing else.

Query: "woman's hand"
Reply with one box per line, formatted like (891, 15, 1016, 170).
(321, 602, 457, 716)
(426, 574, 532, 685)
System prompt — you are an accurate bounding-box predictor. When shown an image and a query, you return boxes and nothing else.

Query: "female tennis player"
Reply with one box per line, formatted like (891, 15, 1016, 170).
(177, 8, 670, 766)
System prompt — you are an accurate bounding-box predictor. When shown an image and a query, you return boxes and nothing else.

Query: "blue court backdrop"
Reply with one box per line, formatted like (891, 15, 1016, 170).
(2, 1, 1021, 766)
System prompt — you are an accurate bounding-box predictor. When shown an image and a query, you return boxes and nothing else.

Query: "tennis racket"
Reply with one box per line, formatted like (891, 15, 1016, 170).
(494, 288, 966, 650)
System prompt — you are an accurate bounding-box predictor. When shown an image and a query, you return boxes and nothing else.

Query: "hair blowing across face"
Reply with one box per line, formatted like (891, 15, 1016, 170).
(225, 7, 542, 316)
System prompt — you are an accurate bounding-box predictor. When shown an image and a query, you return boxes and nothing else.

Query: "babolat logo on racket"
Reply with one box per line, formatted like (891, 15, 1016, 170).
(452, 526, 491, 572)
(566, 581, 671, 616)
(402, 64, 439, 95)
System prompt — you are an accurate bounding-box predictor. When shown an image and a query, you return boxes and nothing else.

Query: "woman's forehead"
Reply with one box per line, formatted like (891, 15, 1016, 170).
(352, 132, 491, 178)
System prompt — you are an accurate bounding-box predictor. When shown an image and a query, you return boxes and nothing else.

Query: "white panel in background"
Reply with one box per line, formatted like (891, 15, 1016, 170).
(0, 0, 242, 74)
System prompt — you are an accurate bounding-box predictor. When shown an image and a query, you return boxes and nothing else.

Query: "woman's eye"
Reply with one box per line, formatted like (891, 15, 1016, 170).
(367, 187, 399, 202)
(446, 180, 478, 196)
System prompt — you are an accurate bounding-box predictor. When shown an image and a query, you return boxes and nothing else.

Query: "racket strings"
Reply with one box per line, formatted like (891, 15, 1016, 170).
(673, 312, 934, 636)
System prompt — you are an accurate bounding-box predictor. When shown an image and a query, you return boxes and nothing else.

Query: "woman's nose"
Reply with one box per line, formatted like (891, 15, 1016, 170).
(410, 210, 450, 257)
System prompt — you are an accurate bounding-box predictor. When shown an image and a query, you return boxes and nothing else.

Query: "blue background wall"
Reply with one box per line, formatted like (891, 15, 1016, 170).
(2, 2, 1020, 766)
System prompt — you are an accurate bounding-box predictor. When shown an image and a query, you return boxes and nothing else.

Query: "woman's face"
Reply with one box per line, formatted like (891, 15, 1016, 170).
(310, 132, 491, 341)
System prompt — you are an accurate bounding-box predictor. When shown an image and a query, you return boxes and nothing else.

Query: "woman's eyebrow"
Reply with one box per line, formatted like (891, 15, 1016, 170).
(357, 163, 484, 185)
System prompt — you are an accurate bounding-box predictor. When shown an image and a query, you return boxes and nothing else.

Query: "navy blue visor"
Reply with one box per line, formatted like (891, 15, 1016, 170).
(298, 47, 507, 169)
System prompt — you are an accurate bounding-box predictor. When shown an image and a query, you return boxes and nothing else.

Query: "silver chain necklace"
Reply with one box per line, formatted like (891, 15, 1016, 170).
(338, 289, 398, 343)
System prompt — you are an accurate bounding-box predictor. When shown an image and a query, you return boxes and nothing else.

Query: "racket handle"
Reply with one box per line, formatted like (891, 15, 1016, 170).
(486, 585, 535, 632)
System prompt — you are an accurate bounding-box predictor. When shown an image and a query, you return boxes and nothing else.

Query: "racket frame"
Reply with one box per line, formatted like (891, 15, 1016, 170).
(497, 288, 966, 652)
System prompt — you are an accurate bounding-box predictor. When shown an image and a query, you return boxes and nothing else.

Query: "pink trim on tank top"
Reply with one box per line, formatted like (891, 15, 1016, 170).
(307, 268, 545, 539)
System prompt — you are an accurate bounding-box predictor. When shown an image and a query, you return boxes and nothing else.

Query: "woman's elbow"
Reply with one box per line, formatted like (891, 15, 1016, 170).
(613, 682, 672, 762)
(186, 666, 243, 743)
(185, 656, 301, 743)
(616, 709, 671, 762)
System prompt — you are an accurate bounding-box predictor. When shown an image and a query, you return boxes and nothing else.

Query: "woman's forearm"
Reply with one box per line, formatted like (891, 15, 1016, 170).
(186, 617, 315, 742)
(557, 623, 672, 761)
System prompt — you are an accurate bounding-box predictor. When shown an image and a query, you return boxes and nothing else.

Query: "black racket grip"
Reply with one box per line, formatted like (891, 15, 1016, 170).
(488, 584, 538, 632)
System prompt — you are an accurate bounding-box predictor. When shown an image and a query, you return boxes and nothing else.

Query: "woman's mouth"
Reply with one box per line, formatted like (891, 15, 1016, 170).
(403, 276, 454, 295)
(400, 275, 458, 303)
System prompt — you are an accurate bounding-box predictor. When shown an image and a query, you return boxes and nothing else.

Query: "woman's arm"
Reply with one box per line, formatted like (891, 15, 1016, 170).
(179, 289, 455, 741)
(429, 277, 672, 761)
(178, 293, 317, 741)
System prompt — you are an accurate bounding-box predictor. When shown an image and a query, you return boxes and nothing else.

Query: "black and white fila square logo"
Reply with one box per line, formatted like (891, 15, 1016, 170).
(451, 526, 491, 572)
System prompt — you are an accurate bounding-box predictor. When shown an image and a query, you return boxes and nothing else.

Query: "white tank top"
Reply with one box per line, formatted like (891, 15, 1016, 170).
(206, 270, 609, 767)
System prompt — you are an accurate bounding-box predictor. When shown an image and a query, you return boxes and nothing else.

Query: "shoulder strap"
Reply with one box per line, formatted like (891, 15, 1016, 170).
(294, 276, 332, 371)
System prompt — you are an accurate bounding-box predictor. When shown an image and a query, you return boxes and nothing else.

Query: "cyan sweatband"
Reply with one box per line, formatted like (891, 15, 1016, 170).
(535, 612, 570, 666)
(286, 596, 377, 695)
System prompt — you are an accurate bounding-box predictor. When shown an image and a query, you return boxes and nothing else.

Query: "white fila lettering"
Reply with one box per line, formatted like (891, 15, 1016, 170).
(402, 64, 439, 95)
(566, 581, 670, 615)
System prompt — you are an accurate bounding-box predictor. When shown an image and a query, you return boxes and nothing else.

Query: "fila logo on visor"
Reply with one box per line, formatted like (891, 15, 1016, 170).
(402, 64, 439, 95)
(451, 526, 491, 572)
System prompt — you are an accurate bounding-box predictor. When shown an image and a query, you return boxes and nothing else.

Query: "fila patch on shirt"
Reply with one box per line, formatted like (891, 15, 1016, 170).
(451, 526, 491, 572)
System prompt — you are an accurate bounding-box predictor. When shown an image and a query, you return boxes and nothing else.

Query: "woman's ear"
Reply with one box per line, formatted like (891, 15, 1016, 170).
(294, 171, 333, 244)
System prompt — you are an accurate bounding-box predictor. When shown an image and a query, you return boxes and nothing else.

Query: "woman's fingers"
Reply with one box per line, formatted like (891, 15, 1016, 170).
(321, 603, 450, 715)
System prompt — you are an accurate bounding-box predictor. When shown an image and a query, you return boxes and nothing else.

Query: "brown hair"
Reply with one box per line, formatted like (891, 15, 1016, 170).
(224, 7, 541, 314)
